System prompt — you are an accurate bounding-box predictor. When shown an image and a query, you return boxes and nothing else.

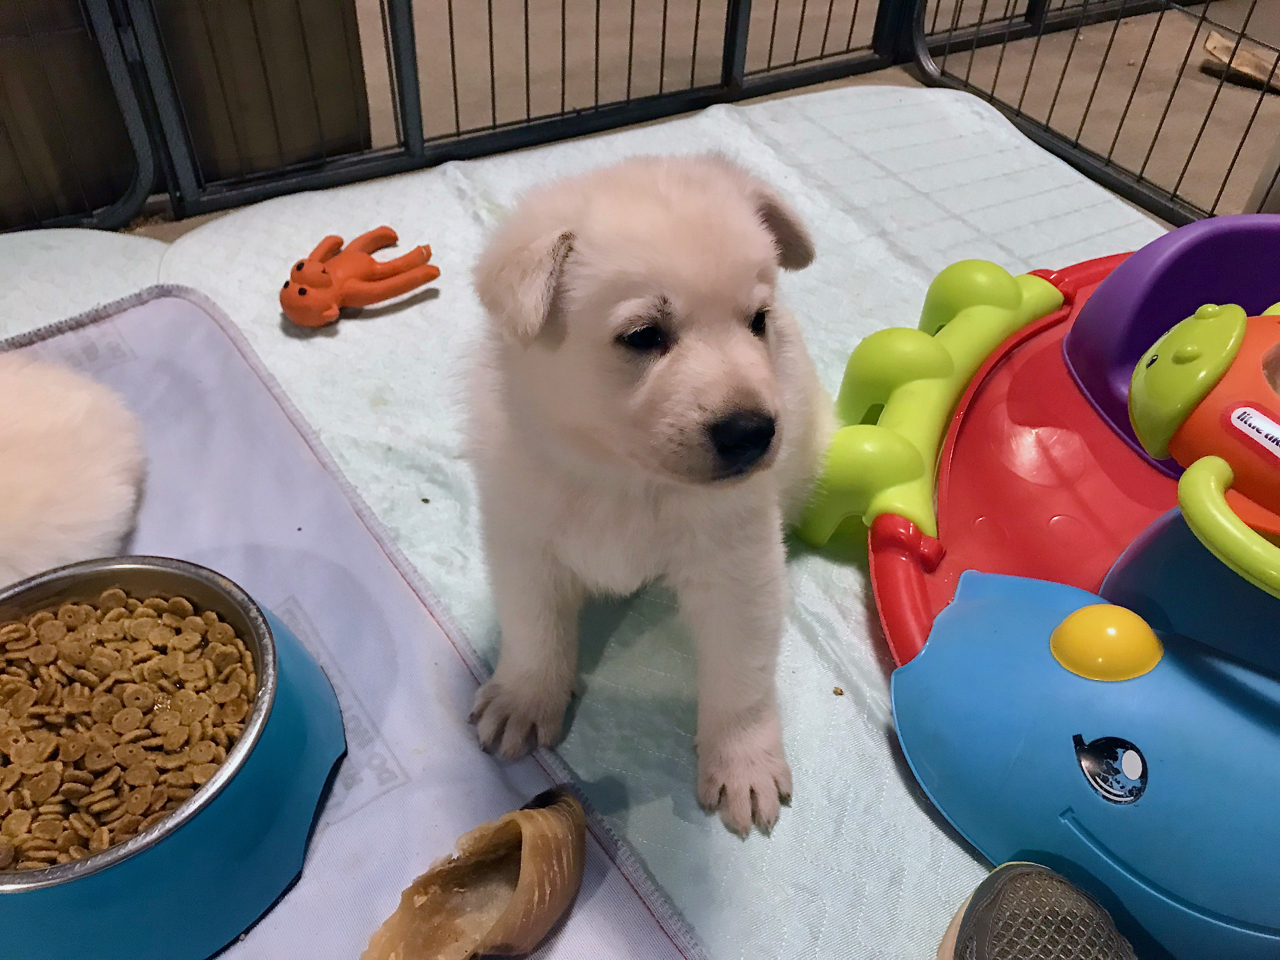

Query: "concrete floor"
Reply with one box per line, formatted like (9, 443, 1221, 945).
(927, 0, 1280, 215)
(130, 0, 1280, 239)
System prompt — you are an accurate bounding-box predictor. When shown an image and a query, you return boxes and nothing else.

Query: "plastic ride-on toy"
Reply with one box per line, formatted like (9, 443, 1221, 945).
(799, 215, 1280, 960)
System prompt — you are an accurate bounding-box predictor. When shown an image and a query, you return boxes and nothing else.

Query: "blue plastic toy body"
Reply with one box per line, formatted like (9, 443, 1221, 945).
(894, 568, 1280, 959)
(0, 611, 346, 960)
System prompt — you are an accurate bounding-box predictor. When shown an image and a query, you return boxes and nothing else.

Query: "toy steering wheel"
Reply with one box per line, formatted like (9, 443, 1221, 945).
(1179, 456, 1280, 600)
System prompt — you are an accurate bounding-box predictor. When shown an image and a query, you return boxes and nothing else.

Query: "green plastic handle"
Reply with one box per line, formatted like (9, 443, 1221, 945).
(797, 261, 1063, 548)
(1179, 456, 1280, 600)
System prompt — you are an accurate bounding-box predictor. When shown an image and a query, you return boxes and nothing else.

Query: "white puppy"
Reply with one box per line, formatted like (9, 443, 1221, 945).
(467, 154, 829, 834)
(0, 355, 145, 587)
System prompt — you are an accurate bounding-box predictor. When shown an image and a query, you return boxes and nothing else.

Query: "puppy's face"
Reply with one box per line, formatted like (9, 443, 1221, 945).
(476, 156, 814, 486)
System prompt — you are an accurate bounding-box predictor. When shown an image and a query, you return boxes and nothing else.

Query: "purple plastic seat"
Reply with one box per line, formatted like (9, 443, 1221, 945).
(1063, 214, 1280, 476)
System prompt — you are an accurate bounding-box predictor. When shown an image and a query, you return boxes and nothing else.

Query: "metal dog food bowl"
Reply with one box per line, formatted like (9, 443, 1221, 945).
(0, 557, 346, 960)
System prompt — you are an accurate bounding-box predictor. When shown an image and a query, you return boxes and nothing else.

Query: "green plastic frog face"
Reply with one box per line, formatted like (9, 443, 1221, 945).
(1129, 303, 1247, 459)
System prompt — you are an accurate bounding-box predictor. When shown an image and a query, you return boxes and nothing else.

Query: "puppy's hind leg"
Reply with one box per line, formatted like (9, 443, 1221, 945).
(471, 540, 583, 761)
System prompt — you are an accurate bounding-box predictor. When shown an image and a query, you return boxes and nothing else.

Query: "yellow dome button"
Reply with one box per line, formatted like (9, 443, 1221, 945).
(1050, 604, 1163, 681)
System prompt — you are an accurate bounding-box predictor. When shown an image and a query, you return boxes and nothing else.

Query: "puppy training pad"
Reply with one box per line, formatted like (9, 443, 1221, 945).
(0, 288, 700, 960)
(0, 229, 165, 336)
(151, 85, 1166, 960)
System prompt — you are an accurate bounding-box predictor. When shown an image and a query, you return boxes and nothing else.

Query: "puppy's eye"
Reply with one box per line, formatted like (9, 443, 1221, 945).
(750, 309, 768, 337)
(296, 262, 305, 272)
(618, 324, 668, 353)
(1146, 353, 1159, 368)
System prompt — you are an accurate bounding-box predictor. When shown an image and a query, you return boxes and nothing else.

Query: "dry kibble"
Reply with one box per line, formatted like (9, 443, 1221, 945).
(111, 707, 144, 735)
(210, 681, 240, 704)
(92, 767, 121, 792)
(155, 751, 187, 771)
(206, 622, 234, 645)
(27, 768, 60, 804)
(121, 684, 155, 713)
(1, 623, 29, 644)
(97, 589, 127, 611)
(113, 743, 147, 768)
(149, 710, 180, 735)
(57, 604, 86, 629)
(82, 788, 114, 807)
(162, 727, 188, 752)
(0, 590, 256, 872)
(172, 632, 202, 654)
(124, 762, 158, 787)
(59, 783, 90, 802)
(89, 694, 123, 724)
(177, 662, 205, 683)
(8, 688, 36, 716)
(3, 810, 32, 837)
(86, 653, 119, 682)
(180, 698, 210, 726)
(35, 621, 66, 645)
(124, 787, 151, 816)
(27, 646, 57, 667)
(187, 741, 216, 765)
(147, 624, 176, 648)
(100, 804, 128, 825)
(81, 744, 114, 774)
(112, 814, 142, 837)
(68, 813, 95, 838)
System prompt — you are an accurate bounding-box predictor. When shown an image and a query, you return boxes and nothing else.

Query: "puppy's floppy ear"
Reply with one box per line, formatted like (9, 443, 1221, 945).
(704, 153, 815, 270)
(754, 190, 814, 271)
(473, 226, 574, 344)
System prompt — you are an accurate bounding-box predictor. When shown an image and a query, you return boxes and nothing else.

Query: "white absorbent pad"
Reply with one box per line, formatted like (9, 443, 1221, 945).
(0, 229, 166, 332)
(1, 289, 701, 960)
(2, 85, 1169, 959)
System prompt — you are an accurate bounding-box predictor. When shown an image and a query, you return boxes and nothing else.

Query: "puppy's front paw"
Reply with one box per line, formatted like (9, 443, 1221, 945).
(469, 677, 570, 761)
(697, 718, 792, 835)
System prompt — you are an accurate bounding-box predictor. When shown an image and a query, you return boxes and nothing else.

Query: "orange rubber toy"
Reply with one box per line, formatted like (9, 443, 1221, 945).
(280, 226, 441, 327)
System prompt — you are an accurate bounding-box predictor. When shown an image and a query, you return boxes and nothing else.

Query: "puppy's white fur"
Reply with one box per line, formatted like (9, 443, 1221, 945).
(0, 355, 145, 587)
(468, 155, 830, 834)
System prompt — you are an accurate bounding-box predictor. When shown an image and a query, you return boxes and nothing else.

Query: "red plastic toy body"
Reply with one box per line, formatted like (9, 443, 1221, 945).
(280, 226, 440, 328)
(868, 254, 1180, 666)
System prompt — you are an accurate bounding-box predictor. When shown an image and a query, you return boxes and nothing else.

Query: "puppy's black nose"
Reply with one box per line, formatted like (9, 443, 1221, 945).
(708, 410, 775, 473)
